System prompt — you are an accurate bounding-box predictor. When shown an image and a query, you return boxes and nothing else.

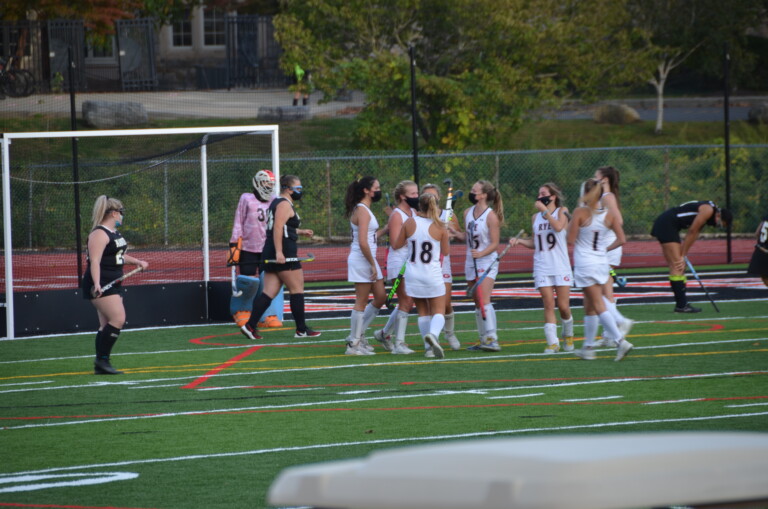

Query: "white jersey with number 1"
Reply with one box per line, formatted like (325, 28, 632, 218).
(532, 207, 572, 278)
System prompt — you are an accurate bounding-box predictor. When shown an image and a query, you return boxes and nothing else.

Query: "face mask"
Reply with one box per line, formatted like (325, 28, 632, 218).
(468, 192, 478, 205)
(371, 190, 383, 202)
(405, 196, 420, 209)
(115, 215, 123, 227)
(538, 196, 551, 206)
(290, 190, 303, 201)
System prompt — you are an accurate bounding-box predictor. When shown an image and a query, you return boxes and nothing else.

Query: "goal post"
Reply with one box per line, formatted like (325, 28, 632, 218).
(1, 125, 280, 339)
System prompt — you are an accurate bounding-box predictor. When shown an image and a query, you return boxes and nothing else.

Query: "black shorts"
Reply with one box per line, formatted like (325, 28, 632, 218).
(239, 251, 262, 276)
(81, 270, 123, 300)
(651, 210, 681, 244)
(261, 260, 302, 273)
(747, 246, 768, 277)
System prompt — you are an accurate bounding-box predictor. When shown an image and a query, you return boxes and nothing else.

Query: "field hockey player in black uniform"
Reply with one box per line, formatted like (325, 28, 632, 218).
(82, 196, 148, 375)
(651, 200, 732, 313)
(747, 213, 768, 287)
(241, 175, 320, 340)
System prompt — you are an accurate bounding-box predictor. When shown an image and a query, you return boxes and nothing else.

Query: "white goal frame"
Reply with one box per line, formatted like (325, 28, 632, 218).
(1, 125, 280, 339)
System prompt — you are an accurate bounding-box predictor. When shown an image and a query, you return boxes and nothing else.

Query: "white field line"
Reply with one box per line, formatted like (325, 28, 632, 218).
(561, 396, 624, 402)
(2, 411, 767, 478)
(2, 369, 765, 431)
(2, 313, 767, 366)
(1, 337, 767, 395)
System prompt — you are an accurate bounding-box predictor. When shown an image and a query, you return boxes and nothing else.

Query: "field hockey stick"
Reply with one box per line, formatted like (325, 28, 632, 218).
(385, 261, 407, 310)
(92, 266, 143, 298)
(684, 257, 720, 312)
(263, 253, 316, 264)
(468, 229, 524, 298)
(228, 238, 243, 297)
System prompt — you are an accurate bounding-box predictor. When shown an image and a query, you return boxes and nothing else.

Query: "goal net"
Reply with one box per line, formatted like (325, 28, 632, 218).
(1, 125, 279, 339)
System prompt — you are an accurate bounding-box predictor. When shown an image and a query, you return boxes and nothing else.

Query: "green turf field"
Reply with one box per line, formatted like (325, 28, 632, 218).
(1, 297, 767, 508)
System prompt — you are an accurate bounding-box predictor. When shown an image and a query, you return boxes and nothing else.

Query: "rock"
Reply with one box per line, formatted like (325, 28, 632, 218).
(82, 101, 148, 129)
(593, 103, 640, 125)
(747, 102, 768, 125)
(257, 105, 310, 122)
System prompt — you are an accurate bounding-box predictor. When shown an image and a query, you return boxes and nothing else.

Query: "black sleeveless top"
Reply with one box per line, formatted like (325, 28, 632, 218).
(82, 225, 127, 297)
(262, 197, 300, 259)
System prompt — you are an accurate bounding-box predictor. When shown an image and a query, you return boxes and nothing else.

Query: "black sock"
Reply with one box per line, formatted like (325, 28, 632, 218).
(670, 277, 687, 308)
(290, 293, 306, 331)
(248, 293, 273, 328)
(97, 324, 121, 359)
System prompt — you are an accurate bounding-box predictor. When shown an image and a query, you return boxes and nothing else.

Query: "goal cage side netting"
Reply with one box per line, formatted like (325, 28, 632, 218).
(1, 125, 279, 339)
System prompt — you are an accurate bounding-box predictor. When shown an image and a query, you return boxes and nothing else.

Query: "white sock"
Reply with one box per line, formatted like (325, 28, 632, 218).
(349, 310, 364, 345)
(395, 309, 409, 342)
(444, 312, 455, 338)
(583, 314, 599, 348)
(603, 296, 626, 326)
(561, 316, 574, 338)
(430, 314, 445, 338)
(361, 302, 380, 332)
(599, 311, 622, 342)
(382, 308, 399, 335)
(474, 308, 486, 339)
(483, 304, 497, 339)
(544, 322, 559, 346)
(418, 316, 431, 345)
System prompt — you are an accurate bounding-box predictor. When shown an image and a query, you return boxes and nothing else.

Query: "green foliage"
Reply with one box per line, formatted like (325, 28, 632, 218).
(274, 0, 654, 151)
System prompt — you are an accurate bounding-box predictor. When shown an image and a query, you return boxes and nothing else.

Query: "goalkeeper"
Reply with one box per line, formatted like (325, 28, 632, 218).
(229, 170, 284, 328)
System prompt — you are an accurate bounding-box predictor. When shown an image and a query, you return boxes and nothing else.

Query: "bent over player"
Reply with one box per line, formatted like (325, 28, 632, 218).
(651, 200, 732, 313)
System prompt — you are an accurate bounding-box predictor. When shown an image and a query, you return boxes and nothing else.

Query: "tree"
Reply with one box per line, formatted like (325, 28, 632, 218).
(628, 0, 768, 134)
(274, 0, 654, 151)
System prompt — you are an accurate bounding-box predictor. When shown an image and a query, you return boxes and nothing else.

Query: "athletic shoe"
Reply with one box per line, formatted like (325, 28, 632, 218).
(240, 323, 263, 340)
(424, 333, 445, 359)
(424, 348, 435, 358)
(295, 328, 321, 338)
(615, 340, 634, 362)
(618, 318, 635, 338)
(391, 342, 415, 354)
(94, 358, 124, 375)
(594, 337, 618, 348)
(374, 329, 394, 352)
(544, 343, 560, 354)
(359, 336, 375, 352)
(574, 347, 596, 360)
(258, 315, 283, 328)
(616, 276, 628, 288)
(563, 336, 575, 352)
(479, 337, 501, 352)
(345, 342, 375, 355)
(446, 334, 461, 351)
(674, 304, 702, 313)
(466, 342, 483, 351)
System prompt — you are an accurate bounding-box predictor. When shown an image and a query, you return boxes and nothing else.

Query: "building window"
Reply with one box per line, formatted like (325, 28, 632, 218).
(203, 8, 226, 46)
(171, 9, 192, 47)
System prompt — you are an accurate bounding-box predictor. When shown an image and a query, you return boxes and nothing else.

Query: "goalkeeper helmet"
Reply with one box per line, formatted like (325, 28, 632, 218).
(252, 170, 275, 202)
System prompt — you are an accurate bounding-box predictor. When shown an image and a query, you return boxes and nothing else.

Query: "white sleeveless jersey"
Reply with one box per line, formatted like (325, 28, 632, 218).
(573, 209, 612, 268)
(600, 192, 623, 267)
(350, 203, 379, 258)
(532, 207, 571, 276)
(465, 206, 493, 264)
(405, 216, 445, 298)
(387, 207, 413, 270)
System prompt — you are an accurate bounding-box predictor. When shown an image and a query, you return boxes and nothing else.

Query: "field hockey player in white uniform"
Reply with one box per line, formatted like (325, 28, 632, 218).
(594, 166, 634, 347)
(391, 193, 449, 359)
(421, 183, 462, 350)
(567, 178, 633, 361)
(508, 182, 574, 353)
(344, 176, 387, 355)
(374, 180, 418, 354)
(451, 180, 504, 352)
